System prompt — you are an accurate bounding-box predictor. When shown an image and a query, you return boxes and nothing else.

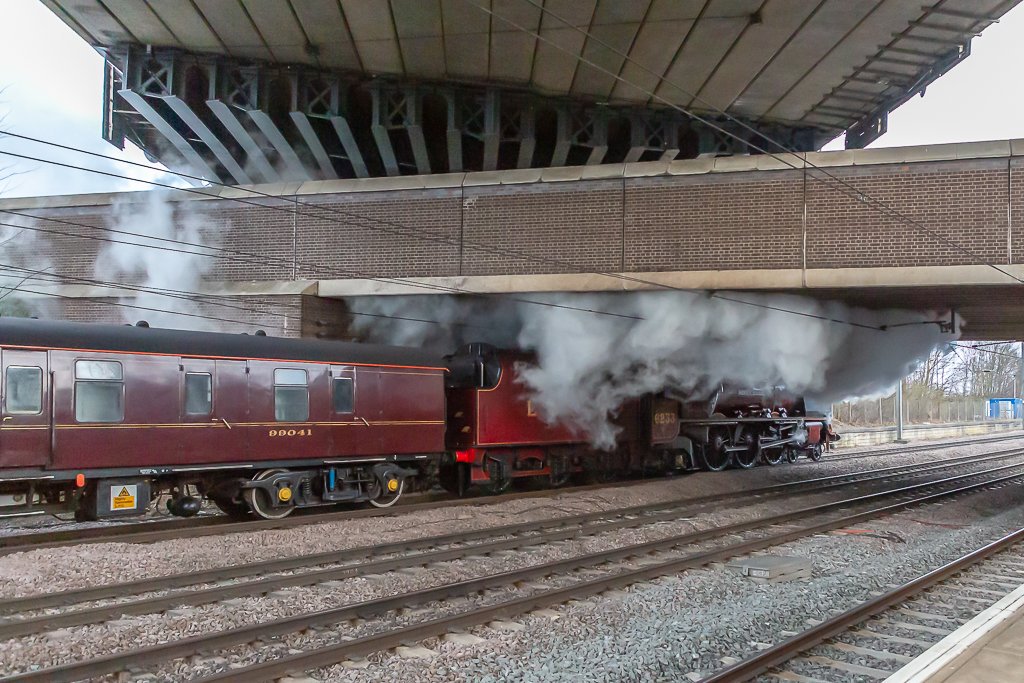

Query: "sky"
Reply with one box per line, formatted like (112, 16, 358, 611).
(0, 0, 1023, 197)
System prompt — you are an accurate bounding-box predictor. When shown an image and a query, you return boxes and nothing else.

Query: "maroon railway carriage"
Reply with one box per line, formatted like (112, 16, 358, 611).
(0, 318, 447, 520)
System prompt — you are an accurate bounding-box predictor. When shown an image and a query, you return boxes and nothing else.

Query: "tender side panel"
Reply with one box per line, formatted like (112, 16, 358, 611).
(475, 360, 578, 447)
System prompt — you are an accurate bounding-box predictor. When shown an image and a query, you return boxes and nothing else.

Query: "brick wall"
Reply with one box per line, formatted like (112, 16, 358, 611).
(625, 170, 804, 271)
(1011, 158, 1024, 266)
(806, 159, 1011, 269)
(11, 155, 1020, 336)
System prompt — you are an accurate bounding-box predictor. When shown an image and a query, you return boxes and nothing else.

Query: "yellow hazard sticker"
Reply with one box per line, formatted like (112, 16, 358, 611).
(110, 485, 137, 510)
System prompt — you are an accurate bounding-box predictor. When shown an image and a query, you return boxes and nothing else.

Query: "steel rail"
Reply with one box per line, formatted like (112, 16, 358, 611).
(3, 452, 1019, 639)
(699, 526, 1024, 682)
(191, 472, 1024, 683)
(3, 446, 1019, 618)
(7, 463, 1023, 683)
(2, 433, 1017, 554)
(827, 431, 1024, 463)
(0, 476, 648, 554)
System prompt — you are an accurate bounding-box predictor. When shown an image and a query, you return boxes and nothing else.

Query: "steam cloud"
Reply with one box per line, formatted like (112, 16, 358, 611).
(349, 291, 957, 447)
(0, 215, 54, 318)
(97, 191, 219, 330)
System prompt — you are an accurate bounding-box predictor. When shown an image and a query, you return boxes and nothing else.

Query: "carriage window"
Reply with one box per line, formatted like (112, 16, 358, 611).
(74, 360, 123, 423)
(274, 368, 308, 422)
(184, 373, 212, 415)
(332, 377, 354, 413)
(6, 367, 42, 414)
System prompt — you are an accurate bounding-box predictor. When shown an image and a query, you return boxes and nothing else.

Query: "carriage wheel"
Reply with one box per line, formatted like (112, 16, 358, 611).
(763, 448, 784, 466)
(733, 432, 759, 469)
(368, 477, 405, 508)
(243, 469, 294, 520)
(211, 495, 250, 520)
(703, 430, 731, 472)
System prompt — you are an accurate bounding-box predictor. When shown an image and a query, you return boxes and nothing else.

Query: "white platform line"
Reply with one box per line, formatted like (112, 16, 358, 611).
(885, 581, 1024, 682)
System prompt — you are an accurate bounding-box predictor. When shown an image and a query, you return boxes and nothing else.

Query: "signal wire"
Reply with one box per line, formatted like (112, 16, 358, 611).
(0, 261, 495, 332)
(0, 146, 641, 322)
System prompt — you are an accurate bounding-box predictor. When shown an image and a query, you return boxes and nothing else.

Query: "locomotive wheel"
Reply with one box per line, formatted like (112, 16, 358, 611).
(808, 445, 824, 462)
(733, 433, 759, 469)
(703, 430, 731, 472)
(548, 453, 571, 488)
(243, 469, 294, 520)
(784, 446, 800, 464)
(368, 478, 404, 508)
(763, 448, 784, 466)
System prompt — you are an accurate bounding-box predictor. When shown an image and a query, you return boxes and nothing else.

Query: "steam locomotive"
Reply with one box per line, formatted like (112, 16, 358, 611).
(0, 319, 832, 521)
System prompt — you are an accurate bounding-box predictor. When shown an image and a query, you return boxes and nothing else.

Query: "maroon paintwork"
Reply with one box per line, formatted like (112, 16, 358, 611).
(448, 354, 579, 451)
(0, 348, 50, 468)
(29, 350, 446, 473)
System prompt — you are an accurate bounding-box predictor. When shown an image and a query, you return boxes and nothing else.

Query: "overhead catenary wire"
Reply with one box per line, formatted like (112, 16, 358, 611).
(0, 146, 643, 323)
(0, 261, 497, 332)
(465, 0, 1024, 288)
(3, 283, 291, 331)
(952, 342, 1023, 359)
(0, 137, 886, 331)
(0, 263, 304, 324)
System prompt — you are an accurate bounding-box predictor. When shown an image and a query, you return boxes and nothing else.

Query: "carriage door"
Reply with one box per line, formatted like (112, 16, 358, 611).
(0, 350, 50, 468)
(178, 358, 220, 464)
(329, 366, 359, 456)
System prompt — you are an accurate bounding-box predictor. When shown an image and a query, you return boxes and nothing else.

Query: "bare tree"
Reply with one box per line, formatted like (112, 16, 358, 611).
(0, 86, 31, 196)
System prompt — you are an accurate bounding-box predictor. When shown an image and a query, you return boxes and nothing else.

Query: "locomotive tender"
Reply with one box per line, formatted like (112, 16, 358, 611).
(0, 319, 831, 521)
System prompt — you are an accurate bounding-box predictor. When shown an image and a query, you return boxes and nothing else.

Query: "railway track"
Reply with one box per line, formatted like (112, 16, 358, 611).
(3, 451, 1023, 682)
(1, 446, 1020, 636)
(2, 432, 1020, 556)
(826, 431, 1024, 463)
(703, 527, 1024, 682)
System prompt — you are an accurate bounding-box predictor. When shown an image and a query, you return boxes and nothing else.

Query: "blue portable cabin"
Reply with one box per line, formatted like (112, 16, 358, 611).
(986, 397, 1023, 420)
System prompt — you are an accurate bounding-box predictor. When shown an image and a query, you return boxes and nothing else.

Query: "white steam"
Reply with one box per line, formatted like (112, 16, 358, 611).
(97, 191, 219, 330)
(0, 215, 55, 318)
(349, 291, 957, 447)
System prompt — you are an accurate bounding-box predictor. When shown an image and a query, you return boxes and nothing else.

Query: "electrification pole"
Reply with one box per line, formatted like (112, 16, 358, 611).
(896, 377, 905, 443)
(1019, 341, 1023, 428)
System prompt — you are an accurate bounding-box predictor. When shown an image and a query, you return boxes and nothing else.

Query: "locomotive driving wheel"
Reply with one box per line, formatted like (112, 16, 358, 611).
(763, 447, 784, 466)
(808, 444, 824, 462)
(733, 431, 759, 469)
(784, 446, 800, 464)
(243, 469, 295, 520)
(703, 429, 731, 472)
